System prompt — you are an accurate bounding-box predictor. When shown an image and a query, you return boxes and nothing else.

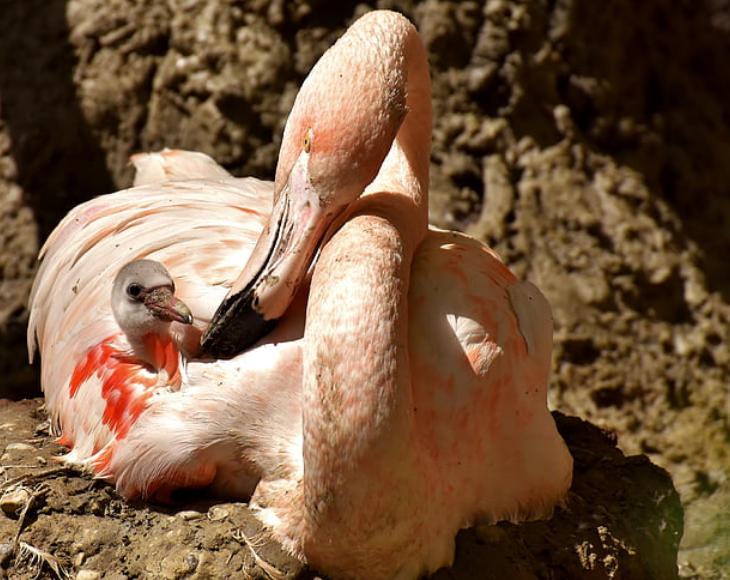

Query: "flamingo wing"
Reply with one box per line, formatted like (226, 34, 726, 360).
(409, 228, 572, 525)
(28, 150, 273, 468)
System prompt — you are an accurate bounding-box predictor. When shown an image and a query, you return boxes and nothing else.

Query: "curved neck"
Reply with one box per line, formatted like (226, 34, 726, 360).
(362, 21, 432, 242)
(300, 12, 431, 546)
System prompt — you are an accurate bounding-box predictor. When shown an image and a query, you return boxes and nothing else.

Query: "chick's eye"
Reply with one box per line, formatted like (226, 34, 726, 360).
(127, 283, 143, 299)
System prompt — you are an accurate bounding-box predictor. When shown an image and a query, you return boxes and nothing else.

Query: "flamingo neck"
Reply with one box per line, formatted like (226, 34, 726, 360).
(302, 212, 415, 538)
(299, 13, 432, 555)
(362, 20, 432, 234)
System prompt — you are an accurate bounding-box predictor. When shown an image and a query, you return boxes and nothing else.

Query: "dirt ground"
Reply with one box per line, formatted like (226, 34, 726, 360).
(1, 0, 729, 578)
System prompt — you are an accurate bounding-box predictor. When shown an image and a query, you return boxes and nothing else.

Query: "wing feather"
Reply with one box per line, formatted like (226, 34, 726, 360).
(409, 228, 572, 526)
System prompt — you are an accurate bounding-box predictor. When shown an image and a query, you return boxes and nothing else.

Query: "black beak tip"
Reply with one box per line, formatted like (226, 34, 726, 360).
(200, 292, 279, 359)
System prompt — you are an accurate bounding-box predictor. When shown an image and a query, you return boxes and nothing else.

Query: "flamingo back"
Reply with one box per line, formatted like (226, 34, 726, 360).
(131, 148, 234, 186)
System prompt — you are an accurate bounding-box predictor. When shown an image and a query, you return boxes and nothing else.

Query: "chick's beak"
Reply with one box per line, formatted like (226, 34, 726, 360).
(144, 287, 194, 325)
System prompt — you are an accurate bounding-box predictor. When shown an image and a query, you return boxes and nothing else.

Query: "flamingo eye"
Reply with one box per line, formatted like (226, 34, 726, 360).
(127, 283, 143, 299)
(303, 131, 312, 153)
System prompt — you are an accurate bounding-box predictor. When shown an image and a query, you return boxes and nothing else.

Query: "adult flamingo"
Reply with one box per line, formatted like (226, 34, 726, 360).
(28, 9, 572, 579)
(201, 9, 573, 580)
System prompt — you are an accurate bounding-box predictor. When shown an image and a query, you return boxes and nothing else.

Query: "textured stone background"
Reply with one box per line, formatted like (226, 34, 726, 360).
(1, 0, 729, 578)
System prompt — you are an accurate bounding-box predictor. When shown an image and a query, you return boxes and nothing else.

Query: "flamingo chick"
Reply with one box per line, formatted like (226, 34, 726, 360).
(202, 9, 573, 580)
(112, 259, 194, 338)
(101, 258, 301, 501)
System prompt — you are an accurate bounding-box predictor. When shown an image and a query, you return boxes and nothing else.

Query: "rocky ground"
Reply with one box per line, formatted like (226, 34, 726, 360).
(1, 0, 729, 578)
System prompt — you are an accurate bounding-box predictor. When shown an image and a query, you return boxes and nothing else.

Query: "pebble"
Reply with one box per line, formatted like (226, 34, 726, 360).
(184, 551, 200, 571)
(0, 487, 31, 517)
(1, 442, 37, 463)
(207, 505, 229, 521)
(157, 550, 201, 579)
(177, 510, 201, 521)
(5, 442, 35, 451)
(76, 570, 101, 580)
(0, 543, 13, 566)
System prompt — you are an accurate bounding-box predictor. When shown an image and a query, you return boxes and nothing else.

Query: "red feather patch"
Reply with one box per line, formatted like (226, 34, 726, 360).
(69, 333, 183, 443)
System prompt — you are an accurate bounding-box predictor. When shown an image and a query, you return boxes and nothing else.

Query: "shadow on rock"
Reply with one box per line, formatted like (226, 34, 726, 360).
(0, 0, 114, 241)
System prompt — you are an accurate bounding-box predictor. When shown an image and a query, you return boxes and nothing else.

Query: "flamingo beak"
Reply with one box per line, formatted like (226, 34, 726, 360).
(145, 287, 194, 325)
(201, 152, 337, 358)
